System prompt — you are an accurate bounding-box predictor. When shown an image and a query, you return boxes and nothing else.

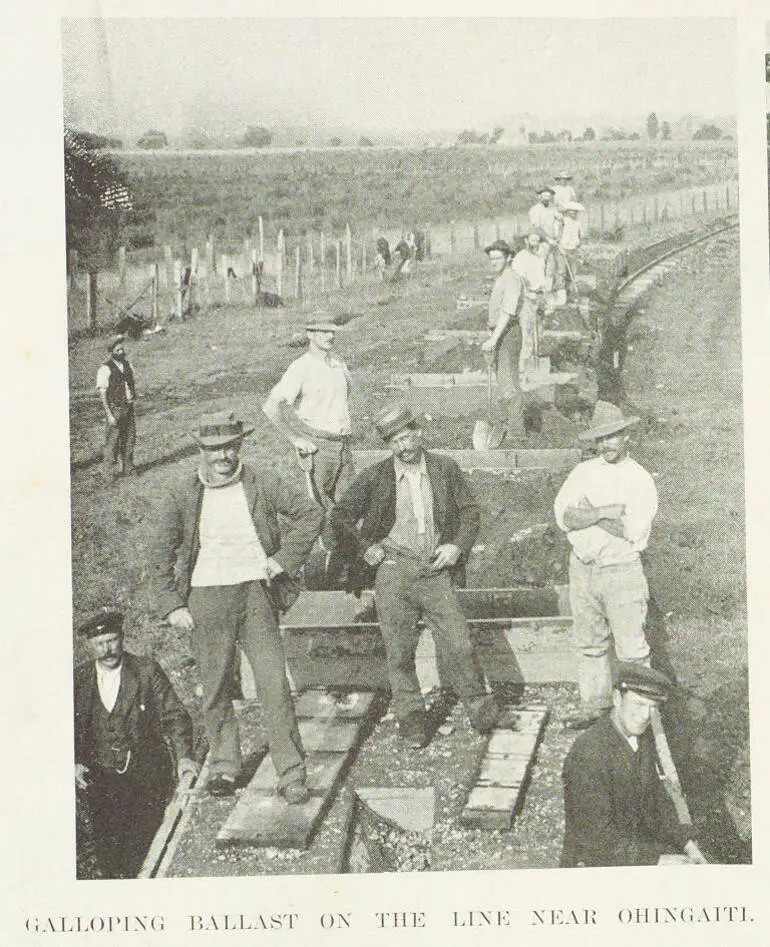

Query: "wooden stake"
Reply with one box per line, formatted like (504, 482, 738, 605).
(276, 247, 284, 299)
(320, 232, 326, 292)
(87, 270, 98, 330)
(251, 248, 259, 305)
(117, 246, 126, 289)
(295, 246, 302, 302)
(473, 221, 480, 251)
(189, 247, 199, 311)
(308, 233, 315, 273)
(258, 216, 264, 259)
(336, 240, 342, 289)
(163, 245, 172, 289)
(450, 221, 457, 255)
(222, 254, 231, 303)
(173, 260, 182, 320)
(361, 240, 367, 276)
(152, 263, 159, 324)
(345, 223, 353, 282)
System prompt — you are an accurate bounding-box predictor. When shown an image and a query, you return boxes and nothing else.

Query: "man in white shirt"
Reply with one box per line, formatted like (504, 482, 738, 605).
(552, 171, 578, 211)
(554, 402, 658, 729)
(152, 411, 322, 801)
(263, 321, 354, 509)
(74, 610, 198, 877)
(511, 232, 548, 364)
(96, 334, 137, 482)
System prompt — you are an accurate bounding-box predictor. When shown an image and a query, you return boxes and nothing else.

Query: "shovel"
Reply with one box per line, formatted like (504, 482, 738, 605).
(472, 360, 505, 451)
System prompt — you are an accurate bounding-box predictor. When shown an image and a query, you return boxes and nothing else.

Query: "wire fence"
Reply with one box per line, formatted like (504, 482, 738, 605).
(67, 180, 738, 333)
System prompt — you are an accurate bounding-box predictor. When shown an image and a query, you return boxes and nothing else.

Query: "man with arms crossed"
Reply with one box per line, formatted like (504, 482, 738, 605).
(152, 411, 321, 802)
(263, 320, 354, 509)
(554, 402, 658, 730)
(561, 662, 707, 867)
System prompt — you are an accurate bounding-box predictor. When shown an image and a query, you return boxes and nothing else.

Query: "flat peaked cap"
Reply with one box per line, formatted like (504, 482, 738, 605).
(192, 411, 254, 447)
(78, 610, 124, 638)
(614, 663, 673, 702)
(484, 238, 514, 256)
(536, 185, 555, 195)
(108, 334, 127, 352)
(579, 401, 640, 442)
(305, 321, 339, 333)
(374, 404, 420, 441)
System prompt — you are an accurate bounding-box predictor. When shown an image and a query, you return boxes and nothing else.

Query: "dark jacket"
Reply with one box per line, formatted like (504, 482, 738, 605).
(326, 450, 480, 593)
(152, 463, 322, 618)
(102, 357, 136, 412)
(561, 715, 695, 867)
(74, 651, 193, 794)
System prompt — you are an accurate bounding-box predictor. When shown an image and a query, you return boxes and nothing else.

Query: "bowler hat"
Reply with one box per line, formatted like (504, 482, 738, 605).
(579, 401, 640, 442)
(484, 238, 514, 257)
(374, 404, 420, 441)
(78, 609, 124, 638)
(305, 321, 339, 333)
(108, 334, 127, 352)
(614, 663, 672, 702)
(536, 185, 555, 195)
(191, 411, 254, 447)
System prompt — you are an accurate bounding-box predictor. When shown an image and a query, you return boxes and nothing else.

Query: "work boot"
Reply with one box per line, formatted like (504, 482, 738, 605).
(278, 781, 311, 805)
(467, 696, 501, 734)
(399, 711, 430, 749)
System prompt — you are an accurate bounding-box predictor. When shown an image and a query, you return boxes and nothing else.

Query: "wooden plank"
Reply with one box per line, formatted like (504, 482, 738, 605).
(294, 690, 376, 720)
(352, 448, 581, 474)
(355, 787, 435, 833)
(243, 753, 348, 795)
(138, 769, 197, 878)
(217, 793, 326, 848)
(299, 719, 360, 753)
(477, 758, 530, 787)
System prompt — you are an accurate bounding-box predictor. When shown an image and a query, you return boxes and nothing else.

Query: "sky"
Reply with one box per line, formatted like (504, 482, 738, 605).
(61, 18, 736, 140)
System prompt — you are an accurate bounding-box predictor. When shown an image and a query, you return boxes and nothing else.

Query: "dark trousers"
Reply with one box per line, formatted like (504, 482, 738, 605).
(103, 404, 136, 475)
(81, 768, 167, 879)
(188, 582, 305, 787)
(374, 556, 493, 726)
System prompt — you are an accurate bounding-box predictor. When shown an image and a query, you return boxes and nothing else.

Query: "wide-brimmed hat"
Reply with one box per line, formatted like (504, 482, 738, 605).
(305, 321, 339, 333)
(614, 663, 672, 702)
(536, 185, 555, 195)
(108, 334, 127, 352)
(564, 201, 585, 213)
(374, 404, 420, 441)
(579, 401, 640, 442)
(554, 171, 574, 180)
(78, 609, 124, 639)
(484, 238, 514, 257)
(191, 411, 254, 447)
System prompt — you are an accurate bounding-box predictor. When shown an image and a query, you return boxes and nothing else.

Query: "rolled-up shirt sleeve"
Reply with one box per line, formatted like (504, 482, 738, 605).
(554, 467, 583, 532)
(621, 470, 658, 548)
(96, 365, 111, 390)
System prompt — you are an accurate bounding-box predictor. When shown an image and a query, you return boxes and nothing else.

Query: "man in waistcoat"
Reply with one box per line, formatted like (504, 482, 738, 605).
(74, 609, 198, 878)
(326, 405, 500, 749)
(96, 334, 137, 482)
(152, 411, 322, 801)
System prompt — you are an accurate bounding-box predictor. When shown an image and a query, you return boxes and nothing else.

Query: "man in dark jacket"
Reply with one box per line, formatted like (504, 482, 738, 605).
(74, 610, 197, 878)
(327, 405, 499, 748)
(152, 411, 322, 802)
(96, 334, 137, 482)
(561, 663, 707, 867)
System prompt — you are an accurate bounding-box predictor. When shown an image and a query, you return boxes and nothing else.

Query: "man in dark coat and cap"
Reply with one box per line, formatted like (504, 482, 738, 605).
(74, 610, 198, 878)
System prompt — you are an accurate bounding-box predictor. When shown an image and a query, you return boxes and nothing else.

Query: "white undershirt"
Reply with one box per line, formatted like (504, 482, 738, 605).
(96, 662, 122, 713)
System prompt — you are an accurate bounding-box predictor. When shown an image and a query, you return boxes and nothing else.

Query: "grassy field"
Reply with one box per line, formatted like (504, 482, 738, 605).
(69, 220, 749, 872)
(115, 140, 737, 252)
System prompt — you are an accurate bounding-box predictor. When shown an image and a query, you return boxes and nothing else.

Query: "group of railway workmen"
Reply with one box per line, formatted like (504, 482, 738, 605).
(78, 177, 707, 878)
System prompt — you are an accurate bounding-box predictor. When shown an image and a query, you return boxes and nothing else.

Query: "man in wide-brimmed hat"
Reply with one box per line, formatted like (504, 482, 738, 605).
(561, 662, 706, 867)
(263, 319, 354, 510)
(480, 238, 527, 442)
(152, 411, 322, 803)
(552, 170, 578, 211)
(528, 185, 563, 252)
(96, 334, 137, 482)
(325, 405, 500, 749)
(554, 402, 658, 730)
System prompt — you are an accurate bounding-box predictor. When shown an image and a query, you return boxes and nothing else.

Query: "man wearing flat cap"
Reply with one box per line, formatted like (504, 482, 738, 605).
(554, 402, 658, 729)
(96, 334, 137, 482)
(74, 609, 198, 878)
(326, 405, 500, 748)
(152, 411, 322, 802)
(263, 319, 354, 510)
(561, 662, 707, 867)
(480, 239, 527, 441)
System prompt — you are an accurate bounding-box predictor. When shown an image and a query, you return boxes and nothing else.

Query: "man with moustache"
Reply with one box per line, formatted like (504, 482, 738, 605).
(152, 411, 322, 801)
(326, 405, 500, 748)
(480, 238, 527, 442)
(554, 402, 658, 730)
(263, 320, 354, 509)
(96, 334, 137, 482)
(561, 663, 707, 867)
(74, 609, 198, 878)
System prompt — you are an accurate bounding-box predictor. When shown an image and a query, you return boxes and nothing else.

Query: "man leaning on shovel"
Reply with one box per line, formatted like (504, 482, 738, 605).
(480, 239, 527, 446)
(263, 319, 354, 511)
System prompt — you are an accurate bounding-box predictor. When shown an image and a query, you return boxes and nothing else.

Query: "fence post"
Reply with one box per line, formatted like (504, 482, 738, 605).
(189, 248, 199, 311)
(654, 197, 659, 224)
(473, 221, 480, 251)
(222, 254, 230, 303)
(87, 270, 98, 330)
(117, 246, 126, 291)
(450, 221, 457, 255)
(206, 236, 214, 275)
(276, 249, 284, 300)
(614, 202, 620, 229)
(345, 223, 353, 282)
(726, 185, 730, 209)
(308, 233, 314, 273)
(163, 245, 172, 289)
(152, 262, 159, 323)
(295, 246, 302, 302)
(243, 237, 251, 277)
(258, 216, 264, 259)
(691, 194, 696, 215)
(320, 232, 326, 292)
(173, 260, 182, 320)
(703, 190, 708, 213)
(336, 241, 342, 289)
(251, 248, 259, 305)
(600, 203, 606, 235)
(361, 239, 367, 276)
(642, 201, 647, 227)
